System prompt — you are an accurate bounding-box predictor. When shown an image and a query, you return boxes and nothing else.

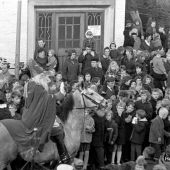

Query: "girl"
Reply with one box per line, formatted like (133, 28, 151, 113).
(112, 102, 126, 165)
(79, 109, 95, 170)
(104, 110, 118, 164)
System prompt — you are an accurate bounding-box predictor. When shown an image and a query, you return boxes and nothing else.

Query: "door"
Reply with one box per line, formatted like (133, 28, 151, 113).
(56, 13, 85, 71)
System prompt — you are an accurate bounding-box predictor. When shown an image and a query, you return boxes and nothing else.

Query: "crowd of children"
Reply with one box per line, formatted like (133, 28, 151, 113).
(1, 19, 170, 170)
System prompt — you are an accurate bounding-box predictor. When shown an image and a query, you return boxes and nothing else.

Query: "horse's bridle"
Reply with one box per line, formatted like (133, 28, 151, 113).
(74, 90, 105, 109)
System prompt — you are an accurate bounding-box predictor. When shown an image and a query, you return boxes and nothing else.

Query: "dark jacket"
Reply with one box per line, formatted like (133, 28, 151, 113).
(145, 158, 158, 170)
(102, 86, 118, 100)
(130, 118, 148, 144)
(135, 100, 153, 121)
(62, 58, 79, 82)
(104, 119, 118, 145)
(100, 56, 111, 74)
(140, 40, 153, 52)
(121, 58, 136, 76)
(91, 113, 105, 147)
(78, 52, 98, 75)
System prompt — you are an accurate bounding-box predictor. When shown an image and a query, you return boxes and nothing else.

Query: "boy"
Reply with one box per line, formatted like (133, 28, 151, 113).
(130, 109, 148, 161)
(79, 109, 95, 170)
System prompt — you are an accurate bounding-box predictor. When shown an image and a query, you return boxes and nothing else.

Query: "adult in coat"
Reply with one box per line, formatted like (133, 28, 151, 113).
(62, 49, 79, 82)
(149, 107, 170, 158)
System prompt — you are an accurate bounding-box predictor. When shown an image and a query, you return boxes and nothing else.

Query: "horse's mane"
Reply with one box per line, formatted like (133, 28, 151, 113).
(57, 93, 74, 122)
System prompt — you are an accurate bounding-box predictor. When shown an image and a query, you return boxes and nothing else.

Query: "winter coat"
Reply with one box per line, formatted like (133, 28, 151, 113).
(130, 118, 148, 145)
(62, 58, 79, 82)
(81, 115, 95, 143)
(149, 116, 169, 144)
(78, 52, 98, 75)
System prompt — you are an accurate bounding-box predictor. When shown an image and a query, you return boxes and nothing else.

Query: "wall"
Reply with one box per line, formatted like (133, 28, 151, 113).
(0, 0, 27, 63)
(114, 0, 126, 47)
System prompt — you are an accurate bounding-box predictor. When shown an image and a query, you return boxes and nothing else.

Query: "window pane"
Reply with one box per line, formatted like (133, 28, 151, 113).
(58, 40, 65, 48)
(66, 26, 72, 39)
(74, 17, 80, 24)
(66, 17, 73, 24)
(59, 25, 65, 40)
(73, 40, 80, 48)
(59, 17, 65, 24)
(66, 40, 72, 48)
(73, 25, 80, 39)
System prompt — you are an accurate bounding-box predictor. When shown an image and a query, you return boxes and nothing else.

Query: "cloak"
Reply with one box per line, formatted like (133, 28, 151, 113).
(1, 81, 56, 151)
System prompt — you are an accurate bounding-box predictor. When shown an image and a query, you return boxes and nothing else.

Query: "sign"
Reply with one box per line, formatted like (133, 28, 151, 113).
(88, 25, 101, 36)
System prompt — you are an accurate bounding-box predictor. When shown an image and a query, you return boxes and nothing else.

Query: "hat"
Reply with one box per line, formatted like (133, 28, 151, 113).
(91, 58, 99, 62)
(106, 77, 115, 82)
(57, 164, 74, 170)
(68, 49, 76, 56)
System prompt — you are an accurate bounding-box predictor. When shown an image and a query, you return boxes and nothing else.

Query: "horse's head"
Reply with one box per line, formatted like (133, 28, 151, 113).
(78, 88, 107, 109)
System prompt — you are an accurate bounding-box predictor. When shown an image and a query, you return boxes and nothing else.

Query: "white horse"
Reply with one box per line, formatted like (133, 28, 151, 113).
(0, 88, 107, 170)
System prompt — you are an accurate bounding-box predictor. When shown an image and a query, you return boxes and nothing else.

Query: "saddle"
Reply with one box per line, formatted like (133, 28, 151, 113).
(20, 128, 58, 163)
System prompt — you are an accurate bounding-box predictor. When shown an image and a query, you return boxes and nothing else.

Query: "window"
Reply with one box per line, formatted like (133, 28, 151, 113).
(58, 16, 81, 48)
(36, 12, 52, 49)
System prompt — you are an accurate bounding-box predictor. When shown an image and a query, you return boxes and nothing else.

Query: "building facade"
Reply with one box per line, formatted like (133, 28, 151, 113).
(0, 0, 126, 66)
(27, 0, 126, 69)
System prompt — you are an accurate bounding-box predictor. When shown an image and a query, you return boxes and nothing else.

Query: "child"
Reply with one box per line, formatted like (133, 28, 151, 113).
(143, 74, 153, 93)
(46, 49, 57, 70)
(109, 42, 117, 60)
(8, 103, 21, 120)
(135, 64, 146, 79)
(84, 72, 91, 88)
(104, 110, 118, 164)
(112, 102, 126, 165)
(79, 108, 95, 170)
(83, 30, 96, 51)
(150, 88, 163, 119)
(122, 100, 135, 162)
(135, 155, 146, 170)
(90, 77, 100, 92)
(130, 109, 148, 161)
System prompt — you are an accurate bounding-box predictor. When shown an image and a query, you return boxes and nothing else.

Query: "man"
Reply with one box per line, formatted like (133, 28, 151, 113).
(0, 63, 11, 89)
(62, 49, 79, 82)
(78, 44, 98, 75)
(34, 39, 48, 60)
(149, 107, 170, 159)
(101, 77, 118, 100)
(84, 58, 103, 82)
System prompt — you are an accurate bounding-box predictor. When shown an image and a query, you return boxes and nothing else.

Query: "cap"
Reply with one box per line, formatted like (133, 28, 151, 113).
(91, 58, 99, 62)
